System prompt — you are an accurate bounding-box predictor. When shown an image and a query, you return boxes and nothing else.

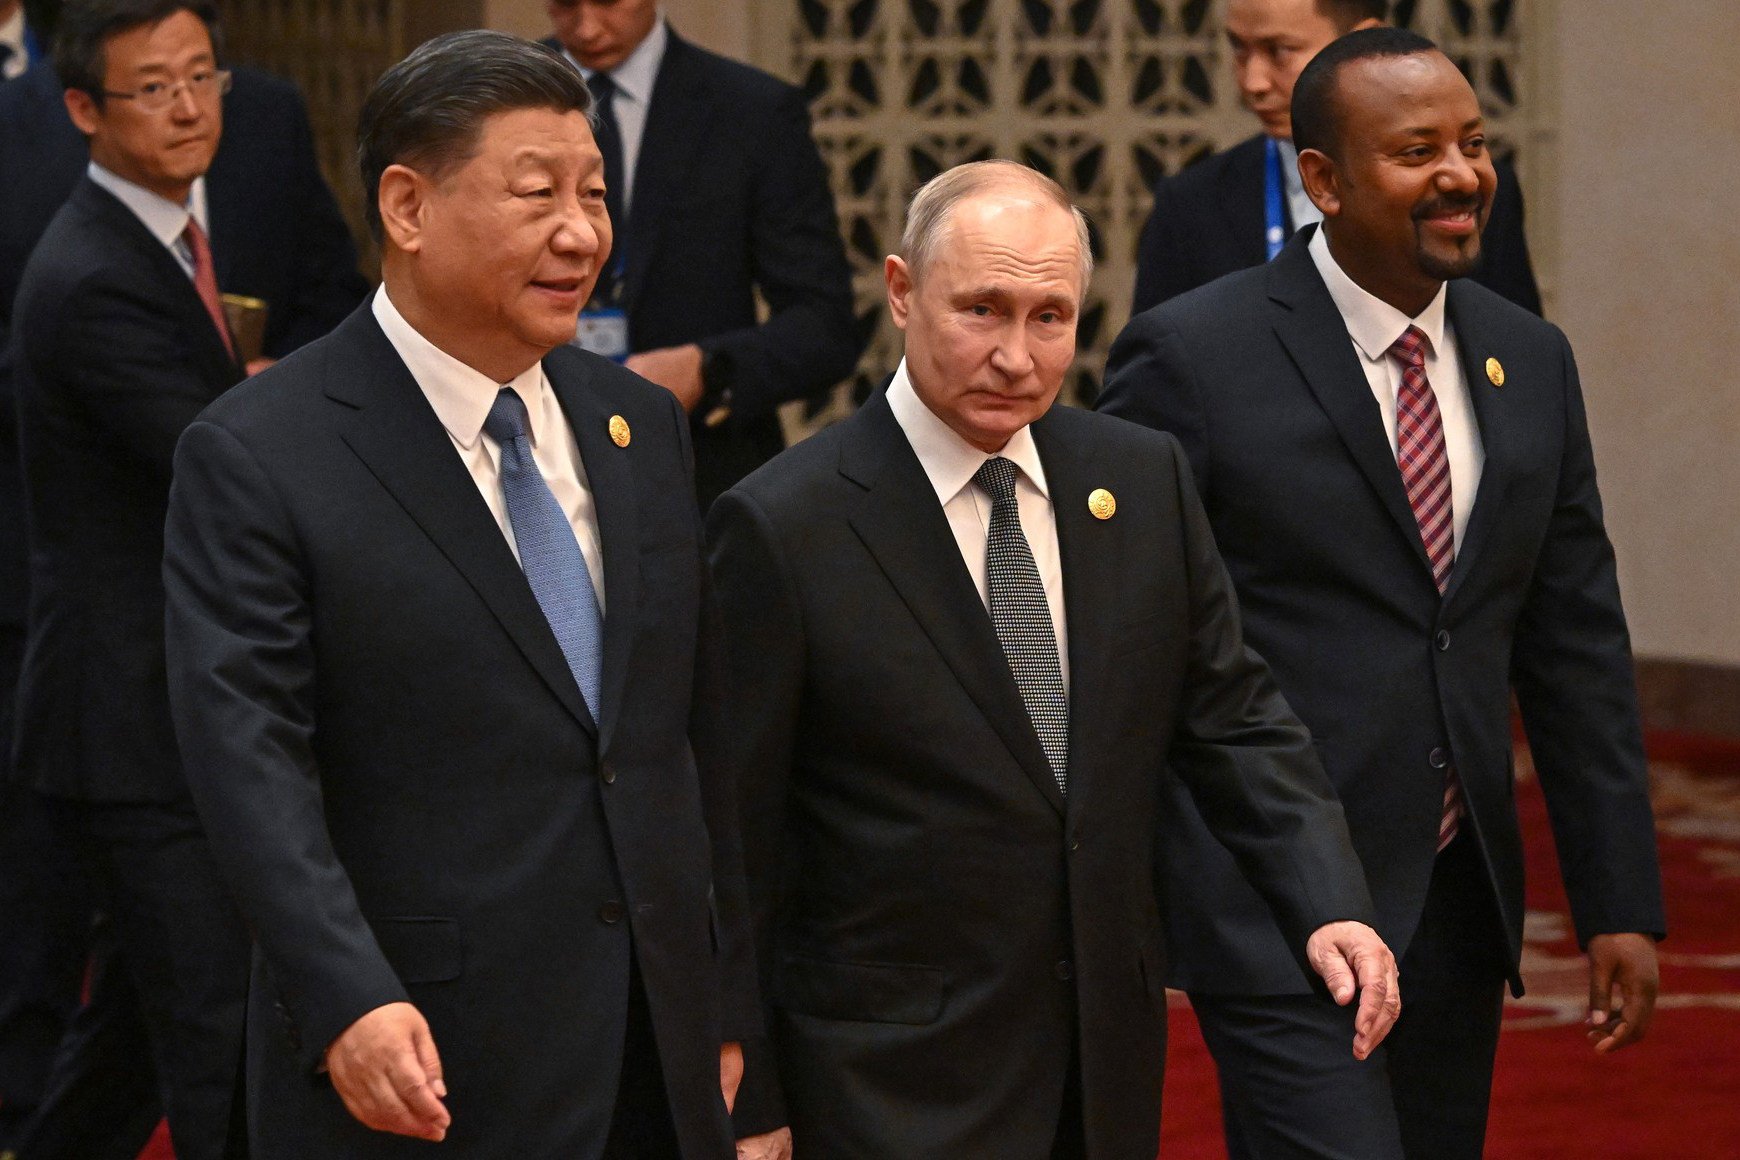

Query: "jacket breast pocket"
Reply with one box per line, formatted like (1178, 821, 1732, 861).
(370, 917, 463, 985)
(773, 953, 946, 1026)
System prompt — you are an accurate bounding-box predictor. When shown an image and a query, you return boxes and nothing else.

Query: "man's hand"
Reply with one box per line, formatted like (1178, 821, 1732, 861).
(625, 343, 705, 412)
(1306, 920, 1401, 1060)
(737, 1127, 793, 1160)
(324, 1001, 450, 1141)
(720, 1041, 744, 1113)
(1586, 932, 1658, 1054)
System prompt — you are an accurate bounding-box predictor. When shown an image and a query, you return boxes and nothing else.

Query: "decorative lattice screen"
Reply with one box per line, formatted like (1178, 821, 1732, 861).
(764, 0, 1541, 434)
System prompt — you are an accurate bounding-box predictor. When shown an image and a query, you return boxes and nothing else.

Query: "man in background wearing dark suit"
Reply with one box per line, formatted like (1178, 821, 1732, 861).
(710, 160, 1400, 1160)
(1101, 29, 1662, 1159)
(7, 4, 261, 1157)
(165, 30, 754, 1158)
(1131, 0, 1540, 317)
(544, 0, 860, 508)
(0, 1, 365, 1148)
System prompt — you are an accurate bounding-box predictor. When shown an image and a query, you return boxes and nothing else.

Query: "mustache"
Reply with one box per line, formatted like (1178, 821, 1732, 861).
(1413, 193, 1486, 220)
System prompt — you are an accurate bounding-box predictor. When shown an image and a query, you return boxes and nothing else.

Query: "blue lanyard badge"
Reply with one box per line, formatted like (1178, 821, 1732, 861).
(574, 257, 629, 363)
(1264, 136, 1287, 261)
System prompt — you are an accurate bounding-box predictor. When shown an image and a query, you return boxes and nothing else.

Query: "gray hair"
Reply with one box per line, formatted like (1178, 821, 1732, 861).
(900, 160, 1094, 290)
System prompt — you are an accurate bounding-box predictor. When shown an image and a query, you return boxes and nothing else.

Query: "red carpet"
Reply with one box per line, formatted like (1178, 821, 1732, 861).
(1160, 736, 1740, 1158)
(141, 737, 1740, 1159)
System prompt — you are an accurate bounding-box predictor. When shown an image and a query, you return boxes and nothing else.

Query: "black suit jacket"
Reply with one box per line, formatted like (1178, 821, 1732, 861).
(9, 177, 244, 802)
(561, 28, 860, 508)
(0, 62, 367, 632)
(162, 307, 757, 1159)
(706, 393, 1373, 1157)
(1099, 229, 1665, 997)
(1132, 133, 1542, 317)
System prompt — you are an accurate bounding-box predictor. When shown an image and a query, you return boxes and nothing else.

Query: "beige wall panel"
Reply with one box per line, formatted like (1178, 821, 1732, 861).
(1555, 2, 1740, 666)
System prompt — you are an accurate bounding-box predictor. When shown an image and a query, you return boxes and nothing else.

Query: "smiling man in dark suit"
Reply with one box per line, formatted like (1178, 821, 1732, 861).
(1100, 28, 1664, 1160)
(164, 30, 754, 1159)
(709, 160, 1401, 1160)
(544, 0, 860, 508)
(1131, 0, 1540, 318)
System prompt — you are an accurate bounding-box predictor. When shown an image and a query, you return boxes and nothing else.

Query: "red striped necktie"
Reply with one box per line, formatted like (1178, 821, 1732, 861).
(1388, 324, 1464, 851)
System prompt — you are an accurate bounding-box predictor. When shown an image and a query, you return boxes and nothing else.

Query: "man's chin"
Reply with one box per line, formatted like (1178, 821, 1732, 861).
(1417, 242, 1482, 284)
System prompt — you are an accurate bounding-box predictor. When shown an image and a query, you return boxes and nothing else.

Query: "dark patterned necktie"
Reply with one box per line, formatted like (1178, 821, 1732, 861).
(973, 456, 1068, 793)
(588, 71, 625, 303)
(1388, 325, 1464, 850)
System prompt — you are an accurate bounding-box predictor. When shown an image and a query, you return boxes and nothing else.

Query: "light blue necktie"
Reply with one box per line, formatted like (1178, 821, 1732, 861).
(484, 387, 604, 716)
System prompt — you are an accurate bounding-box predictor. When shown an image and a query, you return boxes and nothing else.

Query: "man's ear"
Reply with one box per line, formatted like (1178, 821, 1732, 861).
(885, 254, 914, 332)
(1298, 148, 1342, 219)
(64, 89, 101, 138)
(377, 164, 428, 254)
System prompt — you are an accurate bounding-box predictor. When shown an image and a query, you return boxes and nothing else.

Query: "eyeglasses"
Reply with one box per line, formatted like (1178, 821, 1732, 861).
(101, 68, 232, 114)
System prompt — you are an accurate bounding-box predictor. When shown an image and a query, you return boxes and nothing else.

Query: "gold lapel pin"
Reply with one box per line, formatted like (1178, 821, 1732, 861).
(1088, 488, 1116, 520)
(1485, 357, 1505, 388)
(608, 415, 631, 447)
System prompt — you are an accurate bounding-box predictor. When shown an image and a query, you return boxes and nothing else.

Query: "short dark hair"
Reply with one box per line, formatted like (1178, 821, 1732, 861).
(52, 0, 222, 104)
(1291, 26, 1437, 157)
(1315, 0, 1388, 30)
(357, 30, 593, 242)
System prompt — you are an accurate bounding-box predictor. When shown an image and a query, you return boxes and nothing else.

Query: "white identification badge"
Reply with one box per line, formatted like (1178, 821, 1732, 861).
(574, 308, 630, 362)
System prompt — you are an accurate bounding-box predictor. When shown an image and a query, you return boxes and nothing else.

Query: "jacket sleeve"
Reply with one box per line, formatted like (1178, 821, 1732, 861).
(164, 417, 409, 1073)
(695, 85, 861, 422)
(1509, 331, 1665, 945)
(1472, 158, 1543, 317)
(1159, 437, 1377, 973)
(703, 486, 808, 1138)
(268, 86, 369, 356)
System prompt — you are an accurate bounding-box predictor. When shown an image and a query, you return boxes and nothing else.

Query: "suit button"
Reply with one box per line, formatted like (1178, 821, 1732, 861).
(601, 764, 617, 785)
(1435, 630, 1451, 651)
(598, 900, 624, 924)
(1069, 836, 1082, 853)
(1054, 959, 1074, 982)
(1429, 747, 1450, 770)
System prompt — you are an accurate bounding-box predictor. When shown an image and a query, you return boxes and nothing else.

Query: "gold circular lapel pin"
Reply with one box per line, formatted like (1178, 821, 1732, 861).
(1485, 357, 1505, 388)
(1088, 488, 1116, 520)
(608, 415, 631, 447)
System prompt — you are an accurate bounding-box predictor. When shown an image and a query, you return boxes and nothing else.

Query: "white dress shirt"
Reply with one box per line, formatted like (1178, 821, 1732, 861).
(1276, 138, 1323, 234)
(371, 285, 607, 609)
(87, 162, 210, 280)
(886, 359, 1069, 692)
(1309, 226, 1485, 551)
(1, 6, 27, 80)
(565, 14, 668, 216)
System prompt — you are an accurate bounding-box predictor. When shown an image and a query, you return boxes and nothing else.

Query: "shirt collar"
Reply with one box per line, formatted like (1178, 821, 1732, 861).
(1308, 224, 1447, 363)
(87, 161, 208, 251)
(1275, 138, 1304, 201)
(568, 12, 668, 104)
(371, 284, 548, 451)
(886, 358, 1051, 508)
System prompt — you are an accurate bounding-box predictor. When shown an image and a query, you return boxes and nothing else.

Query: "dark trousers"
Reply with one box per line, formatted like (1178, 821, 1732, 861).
(1194, 833, 1509, 1160)
(601, 956, 681, 1160)
(16, 796, 251, 1160)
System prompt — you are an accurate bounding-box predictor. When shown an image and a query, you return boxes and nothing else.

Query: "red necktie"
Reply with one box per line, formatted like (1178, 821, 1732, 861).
(182, 218, 236, 361)
(1388, 325, 1463, 851)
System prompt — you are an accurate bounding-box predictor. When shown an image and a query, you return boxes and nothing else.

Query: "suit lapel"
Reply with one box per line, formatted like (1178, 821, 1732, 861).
(1440, 283, 1512, 606)
(1031, 413, 1116, 821)
(80, 180, 240, 380)
(546, 357, 640, 751)
(1221, 134, 1272, 269)
(842, 396, 1065, 818)
(324, 309, 597, 737)
(1267, 231, 1436, 580)
(621, 33, 707, 313)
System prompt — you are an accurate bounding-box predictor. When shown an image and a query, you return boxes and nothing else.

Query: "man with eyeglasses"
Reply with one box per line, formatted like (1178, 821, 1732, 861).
(5, 3, 258, 1157)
